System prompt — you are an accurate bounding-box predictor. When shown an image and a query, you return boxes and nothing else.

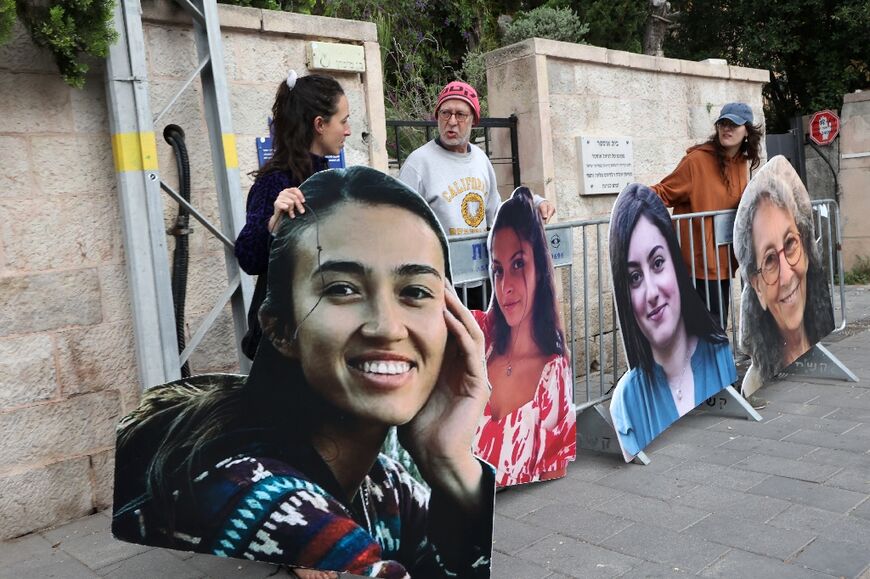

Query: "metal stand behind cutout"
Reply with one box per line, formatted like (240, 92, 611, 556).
(576, 403, 650, 466)
(782, 343, 859, 382)
(700, 385, 762, 421)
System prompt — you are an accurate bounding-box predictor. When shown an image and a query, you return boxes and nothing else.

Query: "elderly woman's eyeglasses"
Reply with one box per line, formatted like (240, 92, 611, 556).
(755, 232, 802, 285)
(438, 110, 470, 123)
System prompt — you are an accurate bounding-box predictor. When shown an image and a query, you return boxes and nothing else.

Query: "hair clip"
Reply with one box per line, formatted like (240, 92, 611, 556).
(286, 70, 298, 90)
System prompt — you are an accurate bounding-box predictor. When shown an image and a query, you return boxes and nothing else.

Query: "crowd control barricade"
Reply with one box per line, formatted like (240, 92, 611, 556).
(449, 218, 641, 461)
(447, 198, 852, 464)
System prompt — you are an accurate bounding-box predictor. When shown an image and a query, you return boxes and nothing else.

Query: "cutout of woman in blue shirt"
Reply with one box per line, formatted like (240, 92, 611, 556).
(609, 184, 737, 461)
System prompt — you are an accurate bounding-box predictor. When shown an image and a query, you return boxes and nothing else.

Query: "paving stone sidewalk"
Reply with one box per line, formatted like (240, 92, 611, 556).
(2, 286, 869, 578)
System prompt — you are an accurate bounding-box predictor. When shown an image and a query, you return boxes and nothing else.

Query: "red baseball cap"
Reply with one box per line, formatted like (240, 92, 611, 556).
(435, 81, 481, 126)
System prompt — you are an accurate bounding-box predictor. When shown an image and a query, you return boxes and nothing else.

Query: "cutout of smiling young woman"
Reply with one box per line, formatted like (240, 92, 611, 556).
(112, 167, 495, 578)
(608, 184, 737, 461)
(471, 187, 576, 487)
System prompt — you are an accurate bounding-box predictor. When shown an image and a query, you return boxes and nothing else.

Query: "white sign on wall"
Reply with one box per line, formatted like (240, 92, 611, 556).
(577, 136, 634, 195)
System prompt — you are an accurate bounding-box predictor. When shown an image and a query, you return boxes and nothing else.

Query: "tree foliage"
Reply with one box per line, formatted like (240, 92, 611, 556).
(11, 0, 118, 88)
(501, 6, 588, 46)
(665, 0, 870, 131)
(549, 0, 647, 53)
(0, 0, 14, 45)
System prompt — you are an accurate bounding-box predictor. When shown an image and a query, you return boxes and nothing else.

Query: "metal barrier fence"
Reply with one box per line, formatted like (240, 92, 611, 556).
(449, 198, 847, 412)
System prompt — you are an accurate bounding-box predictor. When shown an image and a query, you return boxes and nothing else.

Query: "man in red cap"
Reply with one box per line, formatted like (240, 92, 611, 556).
(399, 80, 554, 308)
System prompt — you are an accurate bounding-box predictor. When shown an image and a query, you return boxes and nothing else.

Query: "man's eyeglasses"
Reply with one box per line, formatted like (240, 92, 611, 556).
(754, 232, 802, 285)
(438, 109, 471, 123)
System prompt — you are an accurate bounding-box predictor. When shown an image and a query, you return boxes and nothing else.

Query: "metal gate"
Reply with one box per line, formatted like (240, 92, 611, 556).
(766, 116, 808, 184)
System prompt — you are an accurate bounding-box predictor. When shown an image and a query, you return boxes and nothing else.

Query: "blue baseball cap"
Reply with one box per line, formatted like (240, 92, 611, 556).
(716, 102, 753, 125)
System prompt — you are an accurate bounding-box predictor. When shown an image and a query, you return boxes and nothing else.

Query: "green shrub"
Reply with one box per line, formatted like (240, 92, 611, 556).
(13, 0, 118, 88)
(844, 256, 870, 285)
(502, 6, 588, 46)
(459, 47, 488, 117)
(0, 0, 14, 46)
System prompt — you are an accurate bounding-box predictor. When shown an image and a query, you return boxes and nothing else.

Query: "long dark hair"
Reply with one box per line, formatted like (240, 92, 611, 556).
(254, 74, 345, 181)
(115, 167, 451, 531)
(610, 184, 728, 380)
(734, 156, 834, 380)
(702, 120, 764, 186)
(488, 187, 564, 357)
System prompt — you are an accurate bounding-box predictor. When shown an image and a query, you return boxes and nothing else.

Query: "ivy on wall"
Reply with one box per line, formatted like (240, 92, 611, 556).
(2, 0, 118, 88)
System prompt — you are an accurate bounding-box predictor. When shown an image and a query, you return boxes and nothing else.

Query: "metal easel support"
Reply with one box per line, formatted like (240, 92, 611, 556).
(700, 385, 762, 421)
(782, 343, 858, 382)
(576, 402, 651, 466)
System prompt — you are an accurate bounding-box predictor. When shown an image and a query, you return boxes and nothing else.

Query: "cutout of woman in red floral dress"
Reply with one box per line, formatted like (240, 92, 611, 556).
(471, 187, 576, 487)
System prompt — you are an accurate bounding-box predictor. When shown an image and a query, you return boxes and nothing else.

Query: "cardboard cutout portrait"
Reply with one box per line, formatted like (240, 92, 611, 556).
(733, 155, 835, 383)
(471, 187, 576, 487)
(608, 184, 737, 461)
(112, 167, 495, 578)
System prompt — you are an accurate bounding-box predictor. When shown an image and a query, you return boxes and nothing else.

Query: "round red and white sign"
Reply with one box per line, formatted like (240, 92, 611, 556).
(809, 110, 840, 146)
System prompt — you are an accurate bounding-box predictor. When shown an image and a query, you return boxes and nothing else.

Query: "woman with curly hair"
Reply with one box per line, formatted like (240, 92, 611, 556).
(733, 155, 835, 382)
(651, 102, 764, 328)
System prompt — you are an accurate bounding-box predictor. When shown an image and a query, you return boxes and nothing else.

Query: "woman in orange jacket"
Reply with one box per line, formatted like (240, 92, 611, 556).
(651, 102, 763, 329)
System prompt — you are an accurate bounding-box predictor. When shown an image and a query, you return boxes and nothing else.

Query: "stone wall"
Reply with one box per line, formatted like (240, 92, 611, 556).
(485, 39, 768, 380)
(0, 2, 385, 540)
(839, 90, 870, 271)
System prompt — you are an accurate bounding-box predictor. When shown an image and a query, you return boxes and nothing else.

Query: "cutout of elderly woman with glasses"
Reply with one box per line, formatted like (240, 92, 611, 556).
(733, 155, 835, 382)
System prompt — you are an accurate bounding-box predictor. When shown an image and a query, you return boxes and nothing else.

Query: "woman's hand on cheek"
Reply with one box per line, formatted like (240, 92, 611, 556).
(399, 283, 489, 506)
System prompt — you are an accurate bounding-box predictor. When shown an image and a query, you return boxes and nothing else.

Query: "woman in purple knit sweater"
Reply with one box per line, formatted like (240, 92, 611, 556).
(235, 71, 351, 360)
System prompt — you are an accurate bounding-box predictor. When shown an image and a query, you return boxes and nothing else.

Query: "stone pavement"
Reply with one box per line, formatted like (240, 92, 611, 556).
(2, 286, 869, 579)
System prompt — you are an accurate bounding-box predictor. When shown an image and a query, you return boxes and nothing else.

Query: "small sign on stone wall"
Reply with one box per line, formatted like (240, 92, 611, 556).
(577, 136, 634, 195)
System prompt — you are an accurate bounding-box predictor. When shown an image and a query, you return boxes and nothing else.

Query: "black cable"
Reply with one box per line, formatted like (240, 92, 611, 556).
(164, 124, 192, 378)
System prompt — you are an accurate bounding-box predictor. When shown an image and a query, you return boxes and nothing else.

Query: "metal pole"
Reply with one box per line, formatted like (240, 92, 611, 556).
(597, 223, 605, 397)
(105, 0, 182, 388)
(582, 225, 590, 401)
(187, 0, 253, 372)
(713, 222, 724, 330)
(700, 217, 710, 309)
(688, 217, 697, 280)
(568, 261, 577, 405)
(509, 114, 521, 188)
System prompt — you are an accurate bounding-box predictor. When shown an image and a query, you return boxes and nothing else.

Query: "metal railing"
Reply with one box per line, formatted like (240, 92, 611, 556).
(450, 218, 622, 413)
(449, 198, 847, 413)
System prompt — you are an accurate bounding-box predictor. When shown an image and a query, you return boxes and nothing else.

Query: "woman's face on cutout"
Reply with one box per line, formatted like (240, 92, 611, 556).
(289, 201, 448, 427)
(491, 227, 537, 328)
(750, 198, 808, 336)
(627, 216, 682, 353)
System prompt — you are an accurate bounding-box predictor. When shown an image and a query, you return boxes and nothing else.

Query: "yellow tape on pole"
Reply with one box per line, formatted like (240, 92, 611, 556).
(112, 132, 158, 172)
(222, 133, 238, 169)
